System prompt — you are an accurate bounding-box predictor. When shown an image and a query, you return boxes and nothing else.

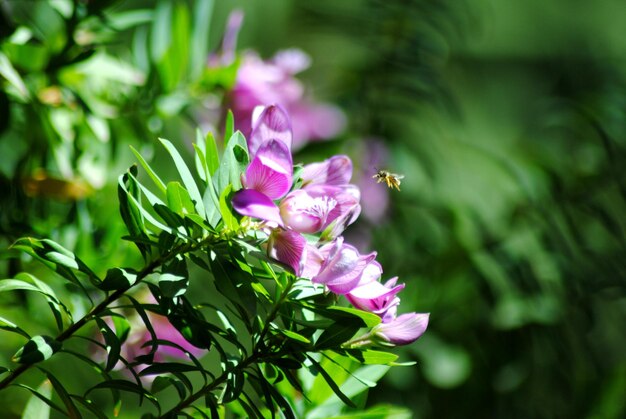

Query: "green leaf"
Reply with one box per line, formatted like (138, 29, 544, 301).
(315, 323, 361, 350)
(140, 362, 200, 376)
(118, 168, 150, 258)
(11, 238, 99, 286)
(42, 369, 82, 419)
(0, 52, 30, 101)
(0, 316, 30, 338)
(0, 275, 68, 331)
(150, 0, 172, 63)
(112, 315, 131, 344)
(119, 172, 175, 235)
(224, 111, 234, 145)
(166, 181, 197, 216)
(194, 131, 210, 182)
(95, 318, 121, 372)
(130, 145, 167, 194)
(219, 184, 239, 231)
(158, 273, 188, 298)
(160, 138, 207, 218)
(214, 131, 249, 193)
(327, 306, 382, 328)
(22, 379, 52, 419)
(86, 380, 160, 413)
(151, 376, 186, 400)
(13, 336, 62, 365)
(205, 132, 220, 176)
(346, 349, 399, 365)
(14, 383, 65, 416)
(254, 374, 296, 419)
(98, 268, 138, 291)
(189, 0, 214, 79)
(280, 329, 312, 344)
(306, 356, 356, 408)
(218, 369, 244, 404)
(70, 396, 109, 419)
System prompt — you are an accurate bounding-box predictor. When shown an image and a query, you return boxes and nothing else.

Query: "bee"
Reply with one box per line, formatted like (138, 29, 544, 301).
(372, 169, 404, 191)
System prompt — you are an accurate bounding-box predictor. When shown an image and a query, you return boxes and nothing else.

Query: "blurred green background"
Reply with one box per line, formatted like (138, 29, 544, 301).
(2, 0, 626, 417)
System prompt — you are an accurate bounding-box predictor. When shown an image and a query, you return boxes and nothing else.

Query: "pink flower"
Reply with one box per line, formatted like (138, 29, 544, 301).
(279, 185, 360, 236)
(346, 277, 405, 322)
(232, 105, 294, 225)
(213, 12, 345, 150)
(312, 237, 377, 294)
(373, 313, 430, 345)
(301, 155, 353, 187)
(267, 229, 307, 275)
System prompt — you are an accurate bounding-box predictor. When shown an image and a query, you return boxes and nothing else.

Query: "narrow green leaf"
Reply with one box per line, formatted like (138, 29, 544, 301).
(150, 0, 172, 63)
(11, 238, 99, 287)
(160, 138, 206, 218)
(118, 169, 150, 258)
(42, 369, 82, 419)
(280, 329, 311, 344)
(328, 306, 382, 328)
(346, 349, 399, 365)
(22, 379, 52, 419)
(205, 131, 220, 175)
(219, 184, 239, 230)
(70, 396, 108, 419)
(158, 272, 188, 298)
(119, 174, 174, 234)
(189, 0, 214, 79)
(315, 323, 361, 350)
(0, 316, 30, 338)
(140, 362, 200, 376)
(193, 131, 210, 182)
(86, 380, 160, 413)
(224, 110, 234, 144)
(13, 336, 62, 364)
(151, 376, 186, 400)
(306, 356, 356, 408)
(98, 268, 138, 291)
(130, 145, 167, 194)
(95, 318, 121, 372)
(112, 316, 131, 344)
(214, 131, 249, 193)
(0, 52, 30, 101)
(14, 383, 65, 415)
(166, 181, 197, 216)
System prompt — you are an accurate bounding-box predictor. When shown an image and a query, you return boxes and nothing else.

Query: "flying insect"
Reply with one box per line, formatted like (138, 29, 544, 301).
(373, 169, 404, 191)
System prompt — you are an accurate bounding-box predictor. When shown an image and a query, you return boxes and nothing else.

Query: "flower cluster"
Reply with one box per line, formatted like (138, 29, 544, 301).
(214, 10, 346, 150)
(232, 105, 428, 345)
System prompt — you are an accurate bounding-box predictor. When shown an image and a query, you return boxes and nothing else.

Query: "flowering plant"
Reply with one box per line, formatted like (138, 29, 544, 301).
(0, 108, 427, 417)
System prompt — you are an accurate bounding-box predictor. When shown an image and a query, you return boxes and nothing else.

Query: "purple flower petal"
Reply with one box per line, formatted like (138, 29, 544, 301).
(301, 244, 324, 279)
(302, 155, 353, 187)
(313, 238, 377, 294)
(271, 49, 311, 74)
(374, 313, 430, 345)
(248, 105, 293, 157)
(268, 229, 307, 275)
(232, 189, 283, 226)
(346, 278, 405, 318)
(242, 139, 293, 200)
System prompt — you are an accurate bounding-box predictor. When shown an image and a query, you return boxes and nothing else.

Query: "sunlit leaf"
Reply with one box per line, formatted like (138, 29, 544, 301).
(160, 138, 207, 219)
(99, 268, 138, 291)
(12, 335, 62, 364)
